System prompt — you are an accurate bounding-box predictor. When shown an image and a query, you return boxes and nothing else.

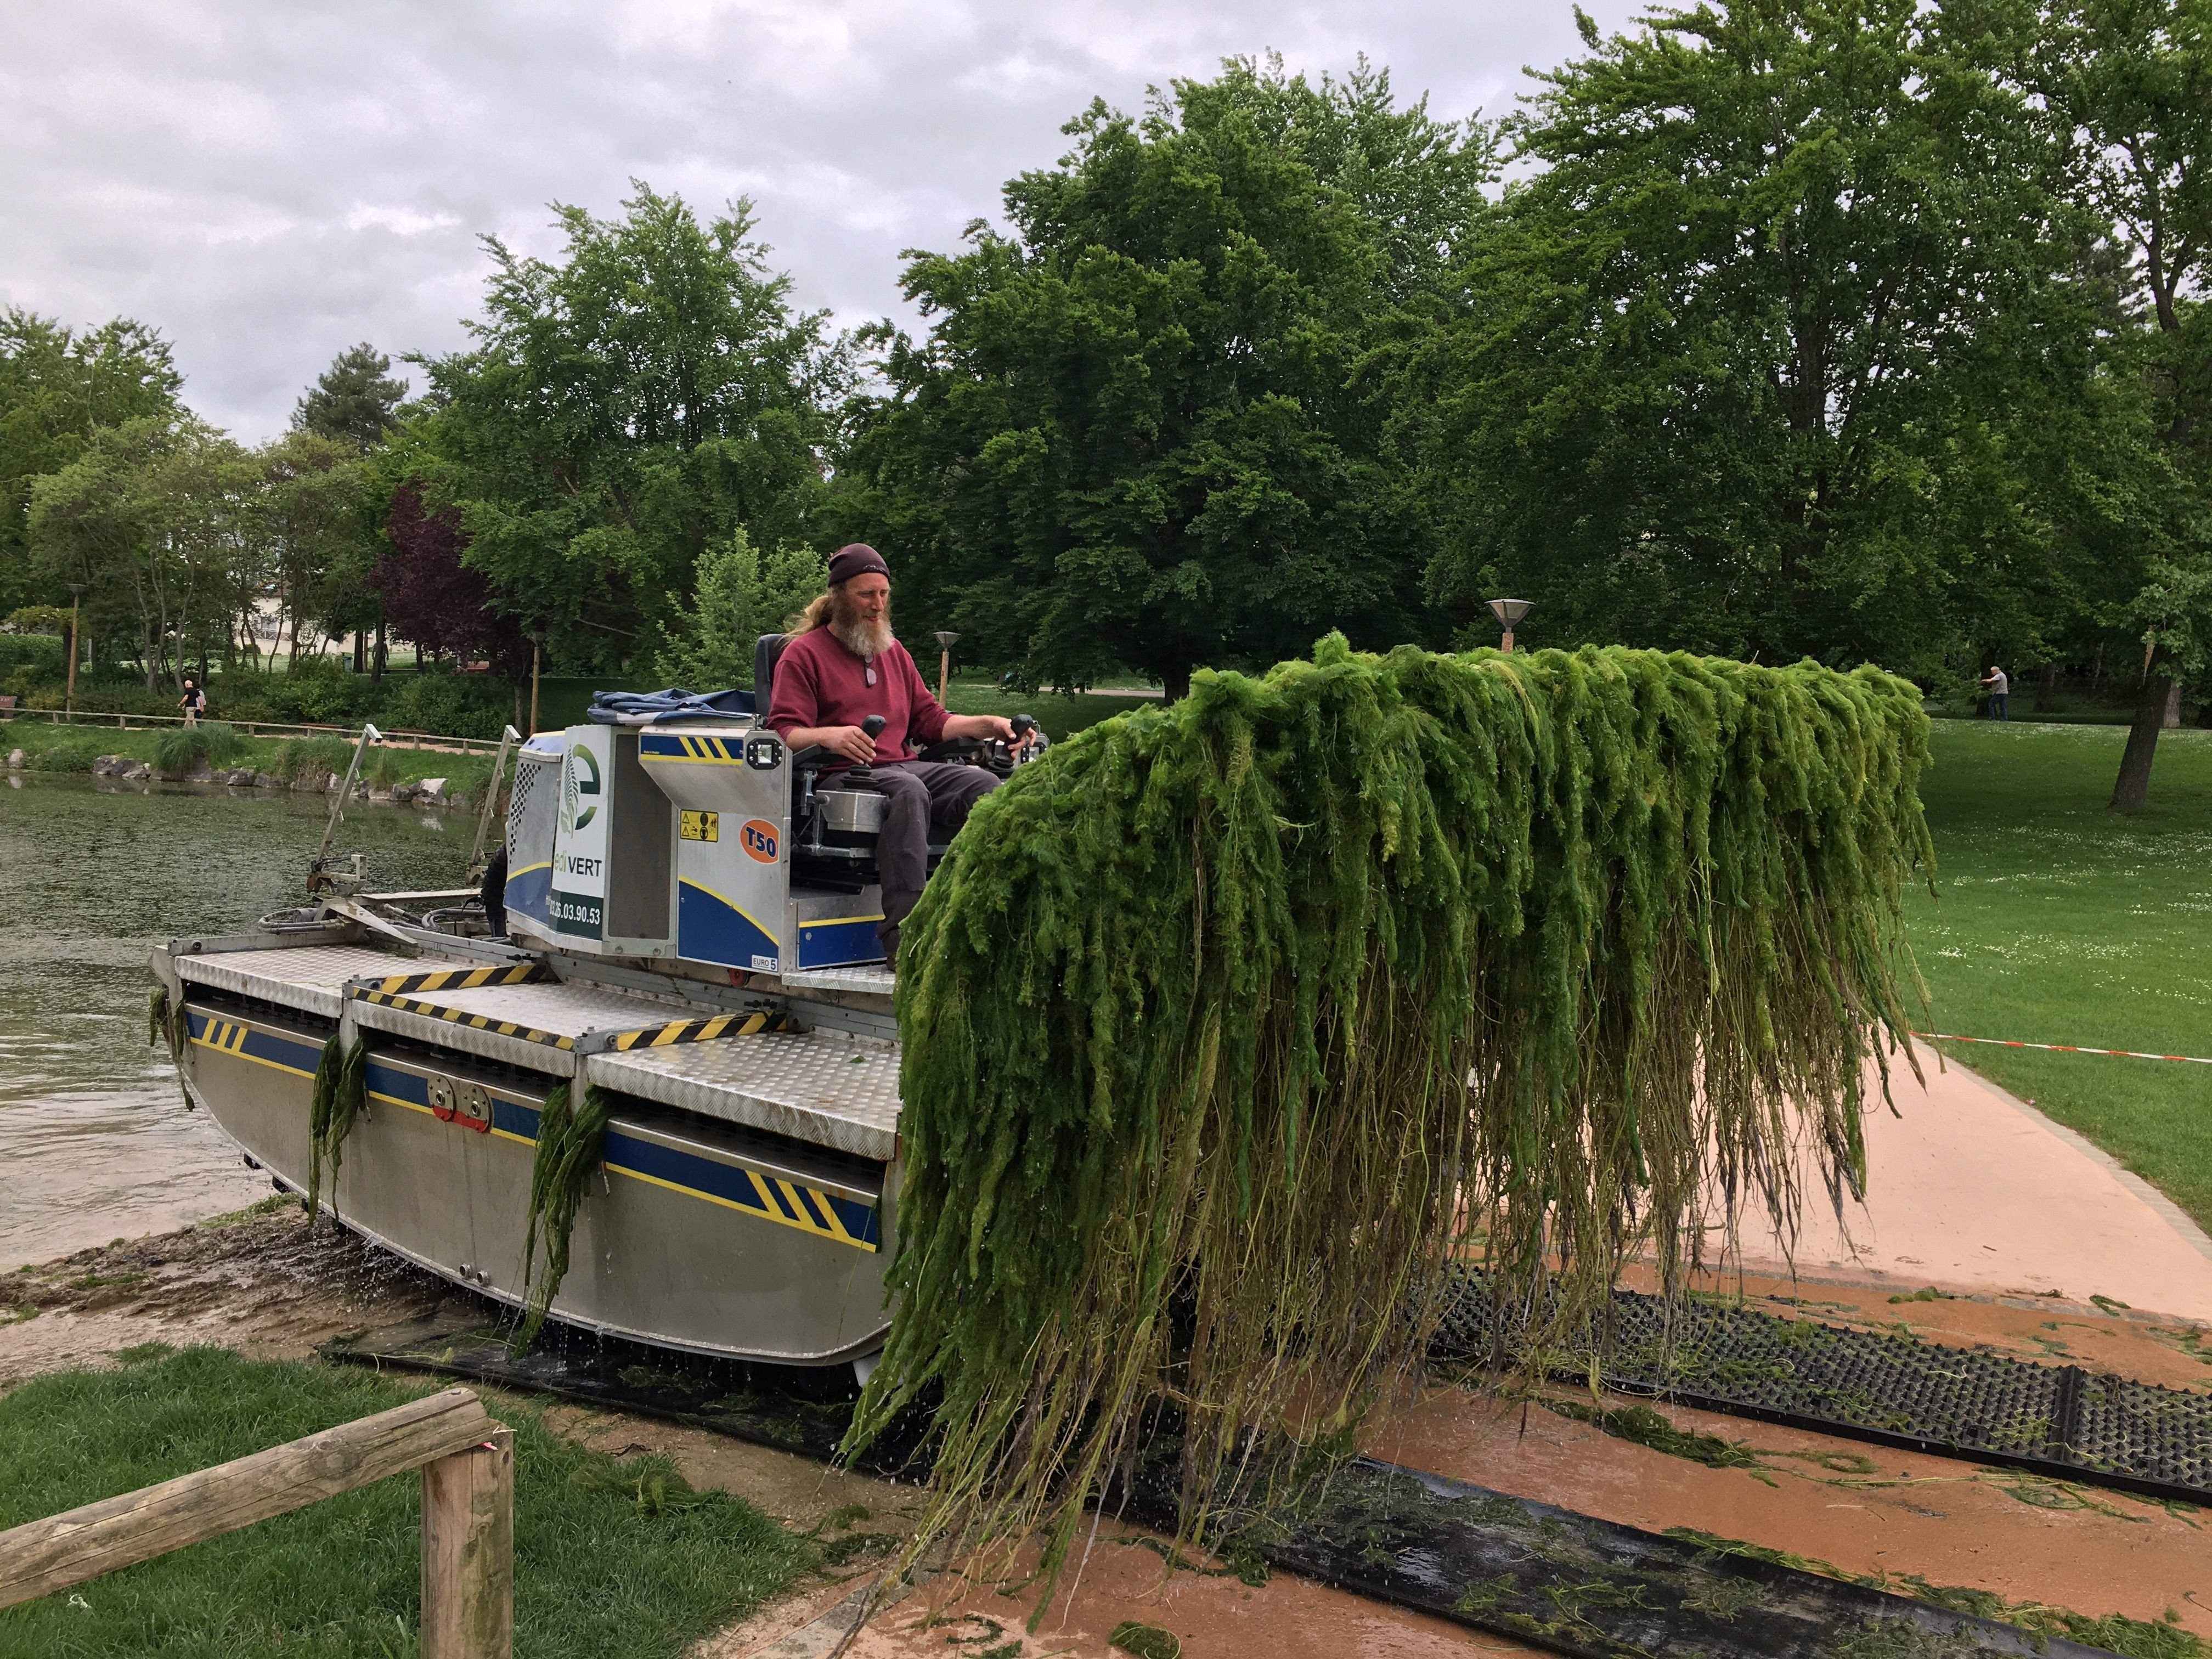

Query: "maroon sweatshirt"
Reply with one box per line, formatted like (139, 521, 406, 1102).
(765, 628, 950, 765)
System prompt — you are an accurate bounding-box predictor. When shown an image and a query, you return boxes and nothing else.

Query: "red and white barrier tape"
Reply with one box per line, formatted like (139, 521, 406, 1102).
(1915, 1032, 2212, 1066)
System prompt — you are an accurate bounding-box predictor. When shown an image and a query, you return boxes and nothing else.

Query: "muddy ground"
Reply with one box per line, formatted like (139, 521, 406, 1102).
(3, 1208, 2207, 1657)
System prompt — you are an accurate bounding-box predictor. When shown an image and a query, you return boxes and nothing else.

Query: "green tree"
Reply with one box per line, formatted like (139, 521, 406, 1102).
(0, 310, 182, 622)
(27, 415, 250, 692)
(841, 58, 1494, 699)
(649, 528, 826, 689)
(2036, 0, 2212, 807)
(1415, 0, 2091, 678)
(414, 185, 847, 674)
(253, 430, 376, 672)
(293, 342, 407, 450)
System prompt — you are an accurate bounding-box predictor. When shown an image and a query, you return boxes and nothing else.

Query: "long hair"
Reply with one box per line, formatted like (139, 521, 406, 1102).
(791, 580, 894, 657)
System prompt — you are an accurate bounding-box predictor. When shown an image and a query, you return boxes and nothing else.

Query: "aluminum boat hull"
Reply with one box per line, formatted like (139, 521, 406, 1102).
(158, 923, 901, 1368)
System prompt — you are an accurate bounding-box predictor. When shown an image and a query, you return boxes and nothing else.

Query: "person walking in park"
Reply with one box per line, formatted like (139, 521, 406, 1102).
(178, 678, 206, 726)
(1980, 665, 2008, 721)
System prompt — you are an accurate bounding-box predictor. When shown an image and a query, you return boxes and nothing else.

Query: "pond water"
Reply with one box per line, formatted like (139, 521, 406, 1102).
(0, 774, 472, 1269)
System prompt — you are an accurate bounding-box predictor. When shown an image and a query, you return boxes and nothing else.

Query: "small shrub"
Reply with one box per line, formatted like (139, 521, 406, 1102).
(263, 656, 362, 724)
(0, 633, 64, 675)
(154, 726, 211, 776)
(381, 667, 511, 740)
(198, 721, 247, 766)
(33, 742, 101, 773)
(365, 746, 409, 791)
(273, 735, 352, 785)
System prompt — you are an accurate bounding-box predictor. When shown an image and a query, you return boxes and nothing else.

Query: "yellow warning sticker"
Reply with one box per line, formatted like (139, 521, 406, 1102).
(680, 809, 720, 843)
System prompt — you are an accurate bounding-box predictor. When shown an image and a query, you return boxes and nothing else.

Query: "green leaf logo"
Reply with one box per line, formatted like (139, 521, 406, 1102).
(561, 744, 601, 832)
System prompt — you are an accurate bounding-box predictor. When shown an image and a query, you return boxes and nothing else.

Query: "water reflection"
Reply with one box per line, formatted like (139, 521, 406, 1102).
(0, 775, 465, 1267)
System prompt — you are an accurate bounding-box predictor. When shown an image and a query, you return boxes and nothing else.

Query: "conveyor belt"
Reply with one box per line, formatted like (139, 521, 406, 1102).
(1429, 1272, 2212, 1506)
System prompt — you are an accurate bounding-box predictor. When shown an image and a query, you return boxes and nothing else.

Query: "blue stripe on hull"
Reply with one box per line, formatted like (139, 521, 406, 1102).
(797, 918, 883, 969)
(676, 880, 780, 970)
(504, 861, 554, 929)
(358, 1057, 876, 1250)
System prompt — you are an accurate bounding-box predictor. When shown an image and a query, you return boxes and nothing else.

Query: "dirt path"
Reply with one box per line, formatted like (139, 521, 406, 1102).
(1719, 1042, 2212, 1318)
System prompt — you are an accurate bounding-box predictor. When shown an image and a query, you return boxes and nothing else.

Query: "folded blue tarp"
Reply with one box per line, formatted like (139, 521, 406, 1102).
(586, 687, 755, 726)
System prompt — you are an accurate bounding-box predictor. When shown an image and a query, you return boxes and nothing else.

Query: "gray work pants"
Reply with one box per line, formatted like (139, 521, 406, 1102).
(869, 760, 998, 955)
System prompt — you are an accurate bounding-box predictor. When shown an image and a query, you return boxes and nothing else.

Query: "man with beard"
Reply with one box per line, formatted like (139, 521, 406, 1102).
(766, 543, 1024, 963)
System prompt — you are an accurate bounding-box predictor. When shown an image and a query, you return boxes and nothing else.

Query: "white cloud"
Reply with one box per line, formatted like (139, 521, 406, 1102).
(344, 205, 464, 238)
(0, 0, 1644, 442)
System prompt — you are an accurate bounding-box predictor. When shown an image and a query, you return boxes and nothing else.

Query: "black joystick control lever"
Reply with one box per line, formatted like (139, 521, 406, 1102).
(1010, 714, 1037, 737)
(844, 714, 890, 788)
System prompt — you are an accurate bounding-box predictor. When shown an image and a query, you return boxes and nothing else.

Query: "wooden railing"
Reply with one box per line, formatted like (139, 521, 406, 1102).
(2, 708, 507, 754)
(0, 1386, 514, 1658)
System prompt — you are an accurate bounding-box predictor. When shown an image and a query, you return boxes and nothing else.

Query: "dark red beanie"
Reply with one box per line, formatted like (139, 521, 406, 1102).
(827, 544, 890, 586)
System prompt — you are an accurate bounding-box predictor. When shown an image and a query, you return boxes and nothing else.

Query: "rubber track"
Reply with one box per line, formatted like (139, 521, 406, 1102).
(1429, 1271, 2212, 1507)
(326, 1319, 2121, 1659)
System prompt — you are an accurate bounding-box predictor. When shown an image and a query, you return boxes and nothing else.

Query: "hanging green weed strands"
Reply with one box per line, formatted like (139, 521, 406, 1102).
(846, 636, 1934, 1594)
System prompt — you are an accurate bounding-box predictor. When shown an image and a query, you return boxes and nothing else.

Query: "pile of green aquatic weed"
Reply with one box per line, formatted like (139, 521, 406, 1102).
(0, 1345, 809, 1658)
(306, 1034, 368, 1218)
(518, 1083, 614, 1345)
(850, 636, 1933, 1595)
(1670, 1528, 2207, 1657)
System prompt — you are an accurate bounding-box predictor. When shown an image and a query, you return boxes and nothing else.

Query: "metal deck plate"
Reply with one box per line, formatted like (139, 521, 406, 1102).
(587, 1030, 901, 1161)
(176, 944, 453, 1021)
(347, 977, 688, 1076)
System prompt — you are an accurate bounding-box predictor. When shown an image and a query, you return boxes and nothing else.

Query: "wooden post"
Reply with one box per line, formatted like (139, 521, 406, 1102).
(528, 642, 541, 736)
(420, 1425, 514, 1659)
(65, 588, 82, 718)
(0, 1388, 493, 1610)
(938, 646, 951, 703)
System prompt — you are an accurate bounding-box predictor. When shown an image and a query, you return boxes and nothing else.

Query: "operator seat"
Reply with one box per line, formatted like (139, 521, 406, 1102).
(753, 633, 788, 708)
(755, 631, 966, 881)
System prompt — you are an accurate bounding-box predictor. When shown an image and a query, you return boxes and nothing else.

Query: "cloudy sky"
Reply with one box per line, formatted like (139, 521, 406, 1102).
(2, 1, 1642, 442)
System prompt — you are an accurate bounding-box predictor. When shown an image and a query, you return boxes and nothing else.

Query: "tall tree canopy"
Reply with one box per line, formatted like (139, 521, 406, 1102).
(2035, 0, 2212, 805)
(414, 185, 848, 673)
(293, 342, 407, 452)
(1, 310, 182, 617)
(26, 414, 251, 690)
(1414, 0, 2095, 679)
(843, 58, 1495, 698)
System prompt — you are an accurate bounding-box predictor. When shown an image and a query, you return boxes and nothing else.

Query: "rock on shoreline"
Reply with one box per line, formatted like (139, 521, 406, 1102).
(76, 753, 469, 809)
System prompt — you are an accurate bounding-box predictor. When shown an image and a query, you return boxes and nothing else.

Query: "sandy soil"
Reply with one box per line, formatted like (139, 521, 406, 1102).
(0, 1198, 449, 1384)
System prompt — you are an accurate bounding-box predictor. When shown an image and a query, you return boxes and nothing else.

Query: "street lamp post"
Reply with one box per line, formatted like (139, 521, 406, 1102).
(1487, 598, 1533, 654)
(64, 584, 85, 720)
(932, 630, 961, 704)
(528, 628, 546, 735)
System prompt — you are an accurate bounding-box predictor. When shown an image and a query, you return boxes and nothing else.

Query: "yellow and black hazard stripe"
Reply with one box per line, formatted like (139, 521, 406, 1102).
(349, 986, 577, 1051)
(185, 1011, 324, 1079)
(642, 732, 746, 763)
(369, 962, 545, 997)
(605, 1007, 798, 1052)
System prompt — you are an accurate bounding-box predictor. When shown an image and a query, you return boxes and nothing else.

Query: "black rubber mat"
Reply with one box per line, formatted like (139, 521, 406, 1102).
(1429, 1271, 2212, 1505)
(326, 1318, 2125, 1659)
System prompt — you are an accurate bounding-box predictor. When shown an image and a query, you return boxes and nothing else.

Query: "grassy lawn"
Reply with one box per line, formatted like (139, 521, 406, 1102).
(938, 676, 1162, 742)
(0, 1345, 811, 1658)
(1909, 718, 2212, 1234)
